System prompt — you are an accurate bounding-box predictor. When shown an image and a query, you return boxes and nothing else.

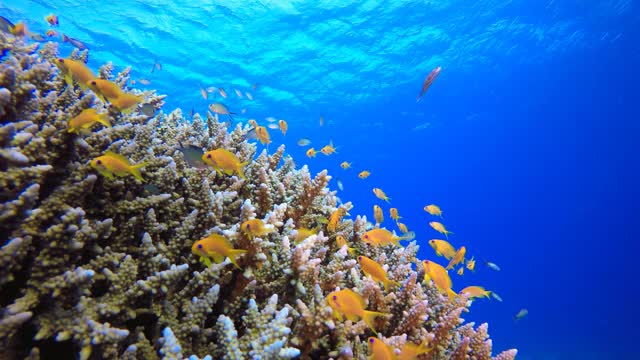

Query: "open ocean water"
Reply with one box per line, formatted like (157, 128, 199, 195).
(2, 0, 639, 359)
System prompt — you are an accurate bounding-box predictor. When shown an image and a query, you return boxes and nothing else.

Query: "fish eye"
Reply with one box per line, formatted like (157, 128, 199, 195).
(246, 224, 250, 229)
(332, 295, 337, 300)
(369, 338, 375, 343)
(96, 159, 102, 165)
(197, 244, 203, 249)
(364, 235, 368, 239)
(358, 256, 362, 261)
(207, 154, 212, 158)
(58, 58, 64, 63)
(90, 80, 96, 85)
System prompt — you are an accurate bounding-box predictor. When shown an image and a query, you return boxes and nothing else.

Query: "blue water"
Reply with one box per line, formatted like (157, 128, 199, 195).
(5, 1, 639, 358)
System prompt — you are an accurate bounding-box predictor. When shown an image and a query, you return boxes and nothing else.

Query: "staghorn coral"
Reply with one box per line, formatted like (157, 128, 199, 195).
(0, 35, 516, 359)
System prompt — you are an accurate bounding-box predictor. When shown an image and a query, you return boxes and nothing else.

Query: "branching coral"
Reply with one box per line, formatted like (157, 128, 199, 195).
(0, 35, 516, 359)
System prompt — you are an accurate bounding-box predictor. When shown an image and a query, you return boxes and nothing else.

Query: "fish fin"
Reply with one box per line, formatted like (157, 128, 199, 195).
(130, 161, 149, 182)
(346, 314, 359, 323)
(227, 249, 247, 269)
(201, 256, 212, 268)
(212, 253, 225, 263)
(361, 311, 386, 334)
(99, 169, 114, 180)
(347, 247, 356, 256)
(236, 164, 248, 180)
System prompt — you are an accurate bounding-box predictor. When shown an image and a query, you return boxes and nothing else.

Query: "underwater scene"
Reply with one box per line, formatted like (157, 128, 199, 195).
(1, 1, 638, 359)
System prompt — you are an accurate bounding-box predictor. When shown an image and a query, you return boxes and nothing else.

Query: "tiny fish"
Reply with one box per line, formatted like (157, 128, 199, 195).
(202, 148, 248, 179)
(138, 79, 151, 85)
(267, 123, 279, 130)
(358, 170, 371, 179)
(306, 148, 317, 158)
(242, 127, 257, 141)
(373, 188, 390, 203)
(389, 208, 401, 221)
(150, 60, 162, 73)
(245, 92, 253, 100)
(297, 138, 311, 146)
(191, 233, 247, 269)
(177, 143, 206, 169)
(424, 204, 443, 218)
(218, 87, 227, 98)
(429, 221, 453, 239)
(278, 119, 288, 135)
(514, 309, 528, 321)
(255, 126, 271, 145)
(67, 108, 111, 134)
(62, 34, 88, 49)
(326, 289, 386, 334)
(45, 13, 59, 26)
(491, 292, 503, 302)
(361, 228, 415, 247)
(139, 103, 156, 118)
(485, 261, 501, 271)
(417, 66, 441, 102)
(320, 141, 337, 155)
(265, 116, 277, 123)
(373, 205, 384, 224)
(90, 151, 148, 181)
(46, 29, 58, 37)
(199, 86, 208, 100)
(396, 222, 409, 234)
(367, 337, 396, 359)
(340, 161, 351, 169)
(337, 179, 343, 191)
(319, 115, 324, 126)
(460, 286, 491, 300)
(241, 219, 275, 239)
(234, 88, 243, 98)
(358, 255, 398, 290)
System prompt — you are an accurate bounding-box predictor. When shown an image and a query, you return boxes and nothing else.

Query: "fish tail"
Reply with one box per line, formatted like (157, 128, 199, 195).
(361, 310, 386, 334)
(130, 161, 149, 181)
(97, 113, 112, 128)
(237, 161, 249, 180)
(347, 247, 356, 256)
(227, 249, 247, 269)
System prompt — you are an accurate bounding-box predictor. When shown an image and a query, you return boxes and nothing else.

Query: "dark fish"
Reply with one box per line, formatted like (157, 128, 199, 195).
(150, 59, 161, 73)
(0, 16, 15, 34)
(189, 108, 195, 118)
(62, 34, 88, 49)
(143, 184, 161, 195)
(416, 66, 441, 102)
(29, 33, 45, 42)
(139, 103, 155, 117)
(177, 143, 206, 168)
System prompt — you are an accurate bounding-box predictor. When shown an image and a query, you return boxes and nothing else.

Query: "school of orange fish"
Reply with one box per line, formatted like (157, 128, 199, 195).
(8, 12, 527, 359)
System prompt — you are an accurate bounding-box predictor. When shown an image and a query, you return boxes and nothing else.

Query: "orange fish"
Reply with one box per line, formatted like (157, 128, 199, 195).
(202, 148, 248, 179)
(255, 126, 271, 145)
(361, 228, 415, 247)
(45, 14, 59, 26)
(373, 188, 390, 203)
(10, 21, 27, 37)
(306, 147, 317, 158)
(373, 205, 384, 225)
(45, 29, 58, 37)
(396, 222, 409, 234)
(340, 161, 351, 169)
(398, 339, 432, 360)
(466, 256, 476, 272)
(457, 267, 464, 276)
(241, 219, 275, 239)
(358, 170, 370, 179)
(278, 119, 288, 135)
(54, 58, 96, 90)
(320, 141, 337, 155)
(248, 119, 258, 128)
(327, 207, 347, 232)
(109, 93, 144, 113)
(326, 289, 386, 334)
(429, 221, 453, 239)
(294, 226, 317, 243)
(67, 108, 111, 134)
(428, 239, 457, 260)
(389, 208, 401, 221)
(424, 204, 443, 218)
(358, 255, 397, 290)
(446, 246, 466, 270)
(90, 151, 148, 181)
(367, 337, 397, 360)
(422, 260, 456, 301)
(416, 66, 441, 102)
(460, 286, 491, 300)
(191, 233, 247, 269)
(87, 78, 124, 102)
(335, 235, 355, 255)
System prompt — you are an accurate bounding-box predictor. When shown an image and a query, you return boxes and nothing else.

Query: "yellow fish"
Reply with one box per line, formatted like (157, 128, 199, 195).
(241, 219, 275, 239)
(460, 286, 491, 300)
(429, 221, 453, 239)
(357, 255, 398, 290)
(466, 256, 476, 272)
(320, 141, 337, 155)
(373, 188, 390, 203)
(326, 289, 386, 334)
(306, 147, 317, 158)
(294, 226, 317, 243)
(335, 235, 355, 255)
(398, 339, 432, 360)
(87, 78, 124, 102)
(389, 208, 401, 221)
(373, 205, 384, 225)
(358, 170, 370, 179)
(367, 337, 397, 360)
(278, 119, 288, 135)
(110, 92, 144, 113)
(327, 207, 347, 232)
(361, 228, 415, 247)
(457, 267, 464, 276)
(446, 246, 466, 270)
(428, 239, 457, 259)
(396, 222, 409, 233)
(67, 108, 111, 134)
(340, 161, 351, 169)
(424, 204, 443, 218)
(248, 119, 258, 128)
(54, 58, 96, 90)
(191, 233, 247, 269)
(202, 148, 248, 179)
(255, 126, 271, 145)
(90, 151, 148, 181)
(422, 260, 456, 301)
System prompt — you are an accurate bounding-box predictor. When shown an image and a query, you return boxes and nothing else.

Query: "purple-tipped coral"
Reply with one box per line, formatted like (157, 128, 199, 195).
(0, 35, 516, 359)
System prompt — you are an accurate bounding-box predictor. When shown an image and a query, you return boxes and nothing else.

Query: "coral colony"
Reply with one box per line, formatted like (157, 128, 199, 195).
(0, 34, 517, 359)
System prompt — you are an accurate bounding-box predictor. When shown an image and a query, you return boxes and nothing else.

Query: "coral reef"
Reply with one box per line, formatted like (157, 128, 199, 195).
(0, 34, 517, 359)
